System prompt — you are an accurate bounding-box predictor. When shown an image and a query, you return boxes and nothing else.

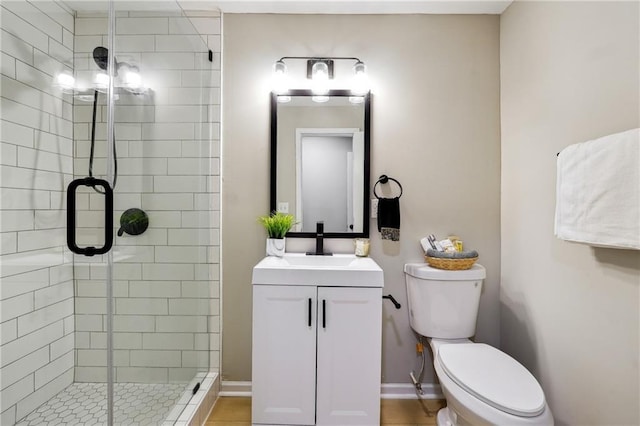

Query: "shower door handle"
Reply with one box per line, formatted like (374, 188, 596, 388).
(67, 177, 113, 256)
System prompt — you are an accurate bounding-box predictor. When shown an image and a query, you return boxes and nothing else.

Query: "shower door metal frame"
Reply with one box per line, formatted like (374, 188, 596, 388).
(105, 1, 116, 424)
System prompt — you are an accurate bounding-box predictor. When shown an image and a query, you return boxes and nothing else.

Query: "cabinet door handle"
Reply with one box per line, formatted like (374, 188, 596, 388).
(322, 299, 326, 329)
(308, 298, 312, 327)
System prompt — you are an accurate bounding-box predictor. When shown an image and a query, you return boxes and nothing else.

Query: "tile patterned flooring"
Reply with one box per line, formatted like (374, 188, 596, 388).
(16, 382, 186, 426)
(205, 397, 447, 426)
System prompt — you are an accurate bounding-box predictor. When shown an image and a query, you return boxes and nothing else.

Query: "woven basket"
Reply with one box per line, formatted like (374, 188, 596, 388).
(425, 256, 478, 270)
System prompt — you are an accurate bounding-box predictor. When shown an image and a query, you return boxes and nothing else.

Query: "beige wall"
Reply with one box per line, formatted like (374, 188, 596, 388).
(500, 2, 639, 425)
(222, 14, 501, 383)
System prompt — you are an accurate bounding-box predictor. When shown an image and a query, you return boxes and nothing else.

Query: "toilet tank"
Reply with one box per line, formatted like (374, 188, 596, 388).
(404, 263, 486, 339)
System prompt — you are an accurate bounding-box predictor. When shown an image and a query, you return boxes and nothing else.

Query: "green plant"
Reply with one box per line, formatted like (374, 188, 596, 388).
(258, 212, 295, 239)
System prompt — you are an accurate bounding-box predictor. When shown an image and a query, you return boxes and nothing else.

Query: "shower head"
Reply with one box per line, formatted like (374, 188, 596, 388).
(93, 46, 109, 71)
(91, 46, 144, 93)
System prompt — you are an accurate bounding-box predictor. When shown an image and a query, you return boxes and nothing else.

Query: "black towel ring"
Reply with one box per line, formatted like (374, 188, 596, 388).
(373, 174, 403, 199)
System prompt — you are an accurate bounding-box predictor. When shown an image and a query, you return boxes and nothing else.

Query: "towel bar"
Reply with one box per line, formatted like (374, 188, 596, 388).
(374, 174, 403, 199)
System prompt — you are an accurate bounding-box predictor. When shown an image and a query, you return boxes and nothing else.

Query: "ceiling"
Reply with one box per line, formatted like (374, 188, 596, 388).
(63, 0, 513, 14)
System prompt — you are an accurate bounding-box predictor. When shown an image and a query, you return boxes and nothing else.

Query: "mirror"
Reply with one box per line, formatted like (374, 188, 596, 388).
(270, 90, 371, 238)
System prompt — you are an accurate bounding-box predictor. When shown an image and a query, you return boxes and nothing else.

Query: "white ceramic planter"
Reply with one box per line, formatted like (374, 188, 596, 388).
(266, 238, 286, 257)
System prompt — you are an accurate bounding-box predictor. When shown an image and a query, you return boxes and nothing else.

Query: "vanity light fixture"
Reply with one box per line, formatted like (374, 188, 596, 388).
(55, 48, 148, 96)
(272, 56, 369, 103)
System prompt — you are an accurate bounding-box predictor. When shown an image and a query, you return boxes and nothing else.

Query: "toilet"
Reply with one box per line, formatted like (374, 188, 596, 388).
(404, 263, 554, 426)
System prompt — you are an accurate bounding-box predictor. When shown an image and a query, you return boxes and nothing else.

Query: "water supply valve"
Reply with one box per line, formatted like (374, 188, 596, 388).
(117, 208, 149, 237)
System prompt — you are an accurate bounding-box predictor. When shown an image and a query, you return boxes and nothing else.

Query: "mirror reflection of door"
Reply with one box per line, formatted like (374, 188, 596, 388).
(295, 128, 363, 232)
(273, 92, 370, 237)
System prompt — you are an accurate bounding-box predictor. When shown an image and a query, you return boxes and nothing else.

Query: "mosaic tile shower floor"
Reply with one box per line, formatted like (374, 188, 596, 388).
(16, 382, 187, 426)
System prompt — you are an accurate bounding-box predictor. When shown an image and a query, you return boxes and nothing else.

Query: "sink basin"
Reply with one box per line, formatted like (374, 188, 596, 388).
(282, 255, 359, 267)
(252, 253, 384, 287)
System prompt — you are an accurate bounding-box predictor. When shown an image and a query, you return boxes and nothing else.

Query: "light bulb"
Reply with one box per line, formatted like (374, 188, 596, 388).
(123, 67, 142, 92)
(349, 96, 365, 104)
(55, 71, 75, 93)
(352, 61, 368, 95)
(272, 60, 288, 94)
(124, 69, 141, 88)
(312, 95, 329, 103)
(277, 95, 291, 103)
(311, 61, 329, 96)
(94, 72, 109, 92)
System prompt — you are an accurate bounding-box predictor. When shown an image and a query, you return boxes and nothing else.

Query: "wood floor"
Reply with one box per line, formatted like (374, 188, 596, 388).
(205, 397, 446, 425)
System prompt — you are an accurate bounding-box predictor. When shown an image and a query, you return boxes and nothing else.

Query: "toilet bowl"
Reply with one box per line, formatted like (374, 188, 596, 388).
(404, 263, 554, 426)
(429, 338, 553, 426)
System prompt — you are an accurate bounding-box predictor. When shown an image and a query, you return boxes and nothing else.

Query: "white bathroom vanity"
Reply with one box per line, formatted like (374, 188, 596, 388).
(251, 253, 384, 425)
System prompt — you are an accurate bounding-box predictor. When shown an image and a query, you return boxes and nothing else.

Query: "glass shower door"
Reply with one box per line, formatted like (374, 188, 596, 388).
(2, 0, 217, 424)
(71, 2, 216, 424)
(108, 5, 214, 425)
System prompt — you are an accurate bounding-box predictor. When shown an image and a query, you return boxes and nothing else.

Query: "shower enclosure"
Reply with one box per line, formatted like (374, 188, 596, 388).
(0, 1, 221, 424)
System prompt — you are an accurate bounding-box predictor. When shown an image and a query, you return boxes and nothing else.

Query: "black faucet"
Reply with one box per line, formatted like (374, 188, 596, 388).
(307, 221, 332, 256)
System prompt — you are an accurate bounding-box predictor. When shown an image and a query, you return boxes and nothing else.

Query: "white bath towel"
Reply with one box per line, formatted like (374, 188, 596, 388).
(555, 128, 640, 250)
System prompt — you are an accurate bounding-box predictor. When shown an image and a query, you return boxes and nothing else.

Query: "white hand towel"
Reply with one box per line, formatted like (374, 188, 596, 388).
(555, 128, 640, 250)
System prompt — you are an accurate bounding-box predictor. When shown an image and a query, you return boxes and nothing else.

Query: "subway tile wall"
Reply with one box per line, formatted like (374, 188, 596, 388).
(1, 4, 221, 425)
(0, 1, 76, 424)
(72, 10, 221, 385)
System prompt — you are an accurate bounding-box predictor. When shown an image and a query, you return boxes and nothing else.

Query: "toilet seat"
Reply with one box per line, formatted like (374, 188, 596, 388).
(437, 343, 546, 417)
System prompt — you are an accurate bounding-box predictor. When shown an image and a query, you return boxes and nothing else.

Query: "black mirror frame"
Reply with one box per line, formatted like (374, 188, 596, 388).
(270, 89, 371, 239)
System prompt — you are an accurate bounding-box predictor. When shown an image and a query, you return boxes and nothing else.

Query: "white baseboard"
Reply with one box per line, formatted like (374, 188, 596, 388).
(381, 383, 443, 399)
(219, 380, 252, 397)
(220, 381, 443, 400)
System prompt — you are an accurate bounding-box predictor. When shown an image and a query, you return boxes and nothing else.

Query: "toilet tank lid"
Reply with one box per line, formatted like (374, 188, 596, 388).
(404, 263, 486, 281)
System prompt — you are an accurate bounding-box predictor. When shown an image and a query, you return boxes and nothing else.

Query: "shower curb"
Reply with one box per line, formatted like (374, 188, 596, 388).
(169, 372, 220, 426)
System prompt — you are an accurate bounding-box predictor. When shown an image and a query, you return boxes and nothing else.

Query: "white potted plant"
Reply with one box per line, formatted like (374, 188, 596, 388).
(258, 212, 295, 257)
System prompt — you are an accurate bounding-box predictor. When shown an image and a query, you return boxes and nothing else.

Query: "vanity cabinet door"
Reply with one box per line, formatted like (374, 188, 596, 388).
(252, 285, 317, 425)
(316, 286, 382, 426)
